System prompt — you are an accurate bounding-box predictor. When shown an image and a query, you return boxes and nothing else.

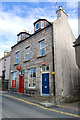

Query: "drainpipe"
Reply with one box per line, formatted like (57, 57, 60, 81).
(51, 24, 55, 97)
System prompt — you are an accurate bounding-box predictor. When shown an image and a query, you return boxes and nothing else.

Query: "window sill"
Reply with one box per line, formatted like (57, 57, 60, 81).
(26, 88, 37, 91)
(23, 60, 30, 63)
(37, 54, 46, 59)
(14, 63, 19, 66)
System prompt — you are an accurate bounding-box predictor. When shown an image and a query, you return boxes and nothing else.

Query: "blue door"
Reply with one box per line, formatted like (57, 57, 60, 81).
(42, 73, 49, 96)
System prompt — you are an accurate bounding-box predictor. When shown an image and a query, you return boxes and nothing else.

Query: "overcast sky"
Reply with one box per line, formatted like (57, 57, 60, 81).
(0, 1, 78, 58)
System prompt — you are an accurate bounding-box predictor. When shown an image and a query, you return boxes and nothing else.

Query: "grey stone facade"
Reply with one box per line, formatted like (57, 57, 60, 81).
(9, 6, 79, 103)
(9, 25, 53, 96)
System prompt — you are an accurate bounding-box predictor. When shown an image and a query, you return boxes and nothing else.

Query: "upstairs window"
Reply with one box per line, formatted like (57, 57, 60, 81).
(26, 47, 30, 61)
(18, 35, 21, 41)
(40, 40, 45, 56)
(22, 34, 25, 40)
(4, 59, 6, 65)
(16, 52, 19, 64)
(36, 22, 39, 30)
(45, 21, 47, 27)
(41, 21, 44, 28)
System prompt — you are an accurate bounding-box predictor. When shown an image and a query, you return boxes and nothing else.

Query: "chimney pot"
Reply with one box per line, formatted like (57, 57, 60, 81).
(63, 9, 65, 12)
(59, 6, 62, 10)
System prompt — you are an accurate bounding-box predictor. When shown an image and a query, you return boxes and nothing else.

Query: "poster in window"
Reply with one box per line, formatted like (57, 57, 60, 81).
(12, 80, 16, 87)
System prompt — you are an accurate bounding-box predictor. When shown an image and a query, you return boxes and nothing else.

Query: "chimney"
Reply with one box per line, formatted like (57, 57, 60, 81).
(63, 9, 65, 12)
(56, 6, 68, 19)
(59, 6, 62, 10)
(4, 50, 10, 57)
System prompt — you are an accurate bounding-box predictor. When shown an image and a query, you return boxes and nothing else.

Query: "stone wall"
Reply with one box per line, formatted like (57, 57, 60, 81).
(9, 25, 54, 96)
(53, 12, 79, 103)
(75, 45, 80, 69)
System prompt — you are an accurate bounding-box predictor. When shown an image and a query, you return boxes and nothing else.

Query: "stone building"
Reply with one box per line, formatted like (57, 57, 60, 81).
(73, 35, 80, 100)
(73, 35, 80, 69)
(9, 6, 79, 103)
(0, 51, 11, 90)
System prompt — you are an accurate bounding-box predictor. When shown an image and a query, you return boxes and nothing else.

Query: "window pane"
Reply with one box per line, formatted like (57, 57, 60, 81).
(22, 34, 24, 40)
(16, 58, 18, 63)
(33, 68, 36, 73)
(4, 59, 6, 64)
(47, 66, 49, 70)
(33, 71, 36, 78)
(30, 69, 32, 73)
(28, 68, 36, 88)
(36, 22, 39, 29)
(41, 21, 44, 28)
(27, 54, 29, 60)
(22, 71, 25, 74)
(17, 52, 19, 57)
(40, 49, 42, 55)
(43, 66, 46, 71)
(32, 80, 36, 87)
(26, 47, 30, 60)
(19, 35, 21, 41)
(13, 72, 17, 80)
(29, 79, 33, 87)
(40, 41, 45, 48)
(42, 48, 45, 55)
(27, 48, 30, 53)
(29, 69, 33, 78)
(40, 48, 45, 56)
(45, 21, 47, 27)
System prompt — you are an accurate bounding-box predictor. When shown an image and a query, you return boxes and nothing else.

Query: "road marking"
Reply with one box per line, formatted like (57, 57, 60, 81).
(2, 94, 80, 118)
(55, 104, 78, 111)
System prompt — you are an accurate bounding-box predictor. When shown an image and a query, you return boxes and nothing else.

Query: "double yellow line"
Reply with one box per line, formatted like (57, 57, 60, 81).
(2, 94, 80, 118)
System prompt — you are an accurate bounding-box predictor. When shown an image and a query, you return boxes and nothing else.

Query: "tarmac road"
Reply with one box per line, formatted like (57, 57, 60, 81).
(2, 93, 79, 119)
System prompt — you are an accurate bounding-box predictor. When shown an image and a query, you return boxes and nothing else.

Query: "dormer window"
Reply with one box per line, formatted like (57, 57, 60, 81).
(36, 22, 39, 30)
(34, 19, 51, 32)
(17, 32, 31, 43)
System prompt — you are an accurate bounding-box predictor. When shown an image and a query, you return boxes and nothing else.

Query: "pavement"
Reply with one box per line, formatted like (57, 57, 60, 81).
(2, 91, 80, 112)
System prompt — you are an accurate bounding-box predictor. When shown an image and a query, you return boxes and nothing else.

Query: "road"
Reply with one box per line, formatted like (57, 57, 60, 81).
(2, 93, 79, 119)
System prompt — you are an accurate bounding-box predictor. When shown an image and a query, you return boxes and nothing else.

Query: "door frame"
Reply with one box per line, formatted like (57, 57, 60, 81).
(41, 72, 49, 96)
(19, 74, 24, 93)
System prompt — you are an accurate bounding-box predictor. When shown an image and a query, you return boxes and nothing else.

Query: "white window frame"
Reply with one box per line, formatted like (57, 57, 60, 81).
(26, 47, 30, 60)
(16, 52, 19, 64)
(28, 68, 36, 89)
(40, 40, 45, 56)
(18, 35, 21, 41)
(41, 21, 44, 28)
(24, 47, 30, 61)
(13, 71, 17, 80)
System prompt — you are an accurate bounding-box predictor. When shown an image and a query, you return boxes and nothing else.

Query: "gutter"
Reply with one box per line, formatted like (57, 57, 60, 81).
(73, 43, 80, 47)
(11, 24, 51, 49)
(51, 24, 55, 96)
